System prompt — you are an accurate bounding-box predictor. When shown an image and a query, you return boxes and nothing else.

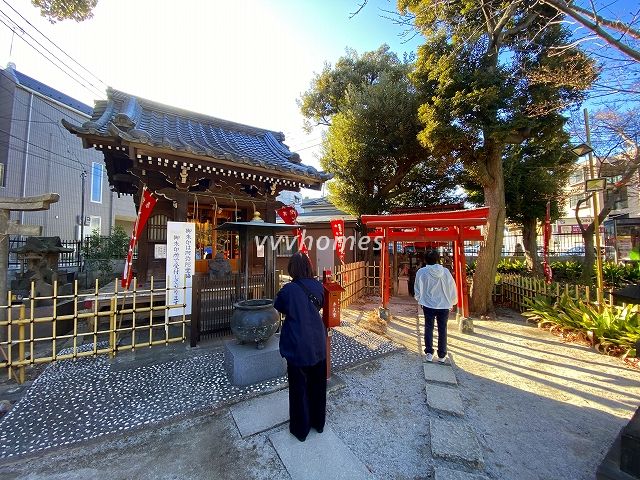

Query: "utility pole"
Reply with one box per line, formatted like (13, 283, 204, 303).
(584, 108, 605, 309)
(79, 170, 86, 268)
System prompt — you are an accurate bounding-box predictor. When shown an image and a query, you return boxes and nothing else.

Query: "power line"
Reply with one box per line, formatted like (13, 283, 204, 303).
(0, 69, 91, 172)
(1, 0, 107, 90)
(0, 138, 107, 178)
(0, 14, 104, 100)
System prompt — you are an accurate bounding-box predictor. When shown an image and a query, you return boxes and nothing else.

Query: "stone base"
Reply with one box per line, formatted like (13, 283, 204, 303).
(458, 317, 474, 334)
(224, 335, 286, 386)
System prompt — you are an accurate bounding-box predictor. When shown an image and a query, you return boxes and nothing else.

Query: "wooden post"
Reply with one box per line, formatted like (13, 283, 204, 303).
(191, 274, 200, 347)
(109, 296, 116, 358)
(18, 304, 25, 384)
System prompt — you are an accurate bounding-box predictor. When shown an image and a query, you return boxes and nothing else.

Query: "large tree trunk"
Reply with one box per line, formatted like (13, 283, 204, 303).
(470, 149, 506, 316)
(522, 218, 542, 276)
(580, 223, 596, 285)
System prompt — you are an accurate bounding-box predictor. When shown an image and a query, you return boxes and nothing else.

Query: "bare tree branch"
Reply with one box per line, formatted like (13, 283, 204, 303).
(349, 0, 368, 19)
(540, 0, 640, 61)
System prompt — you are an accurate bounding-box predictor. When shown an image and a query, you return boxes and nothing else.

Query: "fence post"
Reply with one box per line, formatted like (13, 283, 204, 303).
(18, 304, 25, 384)
(191, 274, 200, 348)
(109, 296, 116, 358)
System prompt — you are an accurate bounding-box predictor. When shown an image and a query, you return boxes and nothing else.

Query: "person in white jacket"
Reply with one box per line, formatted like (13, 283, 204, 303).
(413, 249, 458, 363)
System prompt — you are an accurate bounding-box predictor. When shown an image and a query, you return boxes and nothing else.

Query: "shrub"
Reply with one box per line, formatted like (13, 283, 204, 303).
(497, 258, 529, 275)
(82, 225, 129, 281)
(523, 294, 640, 357)
(549, 261, 582, 282)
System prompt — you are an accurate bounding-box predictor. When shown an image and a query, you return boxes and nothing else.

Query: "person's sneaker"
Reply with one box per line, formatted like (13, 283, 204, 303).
(425, 353, 433, 362)
(438, 356, 447, 364)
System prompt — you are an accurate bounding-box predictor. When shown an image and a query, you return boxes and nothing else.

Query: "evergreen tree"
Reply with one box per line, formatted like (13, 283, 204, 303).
(400, 0, 596, 314)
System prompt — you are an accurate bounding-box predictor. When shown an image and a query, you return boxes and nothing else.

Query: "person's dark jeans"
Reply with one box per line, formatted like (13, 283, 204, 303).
(422, 306, 449, 359)
(287, 359, 327, 442)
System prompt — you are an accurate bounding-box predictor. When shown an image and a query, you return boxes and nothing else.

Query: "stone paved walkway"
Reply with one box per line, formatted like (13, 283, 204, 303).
(0, 321, 401, 460)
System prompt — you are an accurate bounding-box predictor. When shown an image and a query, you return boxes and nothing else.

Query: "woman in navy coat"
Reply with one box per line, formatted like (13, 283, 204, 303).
(273, 252, 326, 442)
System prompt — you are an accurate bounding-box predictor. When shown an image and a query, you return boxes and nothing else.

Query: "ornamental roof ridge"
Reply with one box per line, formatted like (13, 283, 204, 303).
(106, 87, 286, 141)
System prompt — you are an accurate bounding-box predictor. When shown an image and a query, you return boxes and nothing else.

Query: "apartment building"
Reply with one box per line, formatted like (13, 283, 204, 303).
(0, 63, 135, 241)
(559, 159, 640, 260)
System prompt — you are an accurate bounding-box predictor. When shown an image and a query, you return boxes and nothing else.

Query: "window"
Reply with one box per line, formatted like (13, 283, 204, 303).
(90, 162, 103, 203)
(606, 187, 628, 210)
(276, 236, 297, 257)
(569, 169, 584, 185)
(148, 214, 168, 242)
(569, 194, 590, 209)
(88, 216, 101, 237)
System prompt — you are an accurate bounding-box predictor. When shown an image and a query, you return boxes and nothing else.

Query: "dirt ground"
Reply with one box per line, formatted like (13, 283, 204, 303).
(0, 300, 638, 480)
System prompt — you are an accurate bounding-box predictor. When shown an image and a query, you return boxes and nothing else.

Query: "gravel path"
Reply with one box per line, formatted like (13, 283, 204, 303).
(0, 300, 638, 479)
(448, 308, 640, 480)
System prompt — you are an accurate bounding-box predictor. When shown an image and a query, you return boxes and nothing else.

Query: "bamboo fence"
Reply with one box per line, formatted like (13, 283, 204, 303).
(0, 277, 188, 383)
(498, 274, 614, 312)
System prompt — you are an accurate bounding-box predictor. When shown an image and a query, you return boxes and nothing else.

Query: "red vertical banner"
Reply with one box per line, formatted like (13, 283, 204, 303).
(122, 186, 157, 289)
(330, 219, 347, 281)
(276, 206, 308, 254)
(543, 200, 553, 284)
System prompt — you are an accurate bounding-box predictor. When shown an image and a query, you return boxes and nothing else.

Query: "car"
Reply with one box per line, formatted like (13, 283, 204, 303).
(464, 244, 480, 255)
(564, 245, 616, 260)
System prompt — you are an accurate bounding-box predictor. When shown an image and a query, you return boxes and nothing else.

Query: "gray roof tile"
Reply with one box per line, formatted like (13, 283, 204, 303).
(63, 88, 330, 184)
(7, 65, 93, 116)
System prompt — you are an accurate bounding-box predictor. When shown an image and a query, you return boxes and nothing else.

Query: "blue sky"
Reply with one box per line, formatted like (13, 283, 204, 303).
(0, 0, 421, 197)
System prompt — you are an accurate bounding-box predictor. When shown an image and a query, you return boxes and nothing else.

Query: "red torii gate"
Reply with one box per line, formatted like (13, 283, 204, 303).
(361, 207, 489, 317)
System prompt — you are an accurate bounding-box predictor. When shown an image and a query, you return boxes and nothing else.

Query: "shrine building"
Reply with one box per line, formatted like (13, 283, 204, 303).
(63, 88, 331, 282)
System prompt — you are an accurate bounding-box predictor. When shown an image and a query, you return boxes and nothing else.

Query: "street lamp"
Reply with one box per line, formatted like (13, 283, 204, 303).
(571, 109, 604, 309)
(570, 143, 593, 157)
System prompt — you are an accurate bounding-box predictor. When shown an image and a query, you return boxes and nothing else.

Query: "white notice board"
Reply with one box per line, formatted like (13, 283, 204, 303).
(166, 221, 195, 317)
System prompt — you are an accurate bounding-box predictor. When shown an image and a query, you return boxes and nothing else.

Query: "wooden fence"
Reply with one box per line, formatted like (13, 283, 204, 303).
(498, 274, 614, 312)
(333, 261, 368, 307)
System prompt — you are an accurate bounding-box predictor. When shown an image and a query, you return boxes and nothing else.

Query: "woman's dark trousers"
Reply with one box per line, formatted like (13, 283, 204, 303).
(287, 359, 327, 441)
(422, 306, 449, 359)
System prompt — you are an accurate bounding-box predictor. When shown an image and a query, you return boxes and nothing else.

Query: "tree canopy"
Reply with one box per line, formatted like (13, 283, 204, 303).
(31, 0, 97, 23)
(300, 45, 461, 216)
(400, 0, 596, 314)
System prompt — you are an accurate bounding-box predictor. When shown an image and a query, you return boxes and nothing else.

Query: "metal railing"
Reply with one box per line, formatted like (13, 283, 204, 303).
(0, 277, 189, 383)
(191, 273, 267, 344)
(9, 238, 83, 270)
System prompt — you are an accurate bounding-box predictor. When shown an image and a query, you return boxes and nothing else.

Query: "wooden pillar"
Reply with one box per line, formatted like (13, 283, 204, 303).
(175, 190, 188, 222)
(392, 241, 398, 296)
(264, 205, 276, 299)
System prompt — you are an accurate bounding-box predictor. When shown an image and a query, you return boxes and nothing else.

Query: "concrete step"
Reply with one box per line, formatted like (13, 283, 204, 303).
(231, 388, 289, 438)
(430, 417, 484, 468)
(426, 384, 464, 416)
(270, 425, 373, 480)
(423, 362, 458, 386)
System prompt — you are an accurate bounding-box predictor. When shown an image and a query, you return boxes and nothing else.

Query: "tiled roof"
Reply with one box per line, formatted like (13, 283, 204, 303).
(300, 197, 348, 216)
(5, 64, 93, 116)
(62, 88, 331, 184)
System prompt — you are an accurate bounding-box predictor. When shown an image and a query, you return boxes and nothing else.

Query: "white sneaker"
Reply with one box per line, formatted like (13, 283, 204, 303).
(438, 356, 447, 364)
(425, 353, 433, 362)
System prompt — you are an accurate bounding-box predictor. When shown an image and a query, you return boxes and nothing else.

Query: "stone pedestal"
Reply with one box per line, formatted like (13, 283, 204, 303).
(224, 335, 286, 386)
(458, 316, 474, 333)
